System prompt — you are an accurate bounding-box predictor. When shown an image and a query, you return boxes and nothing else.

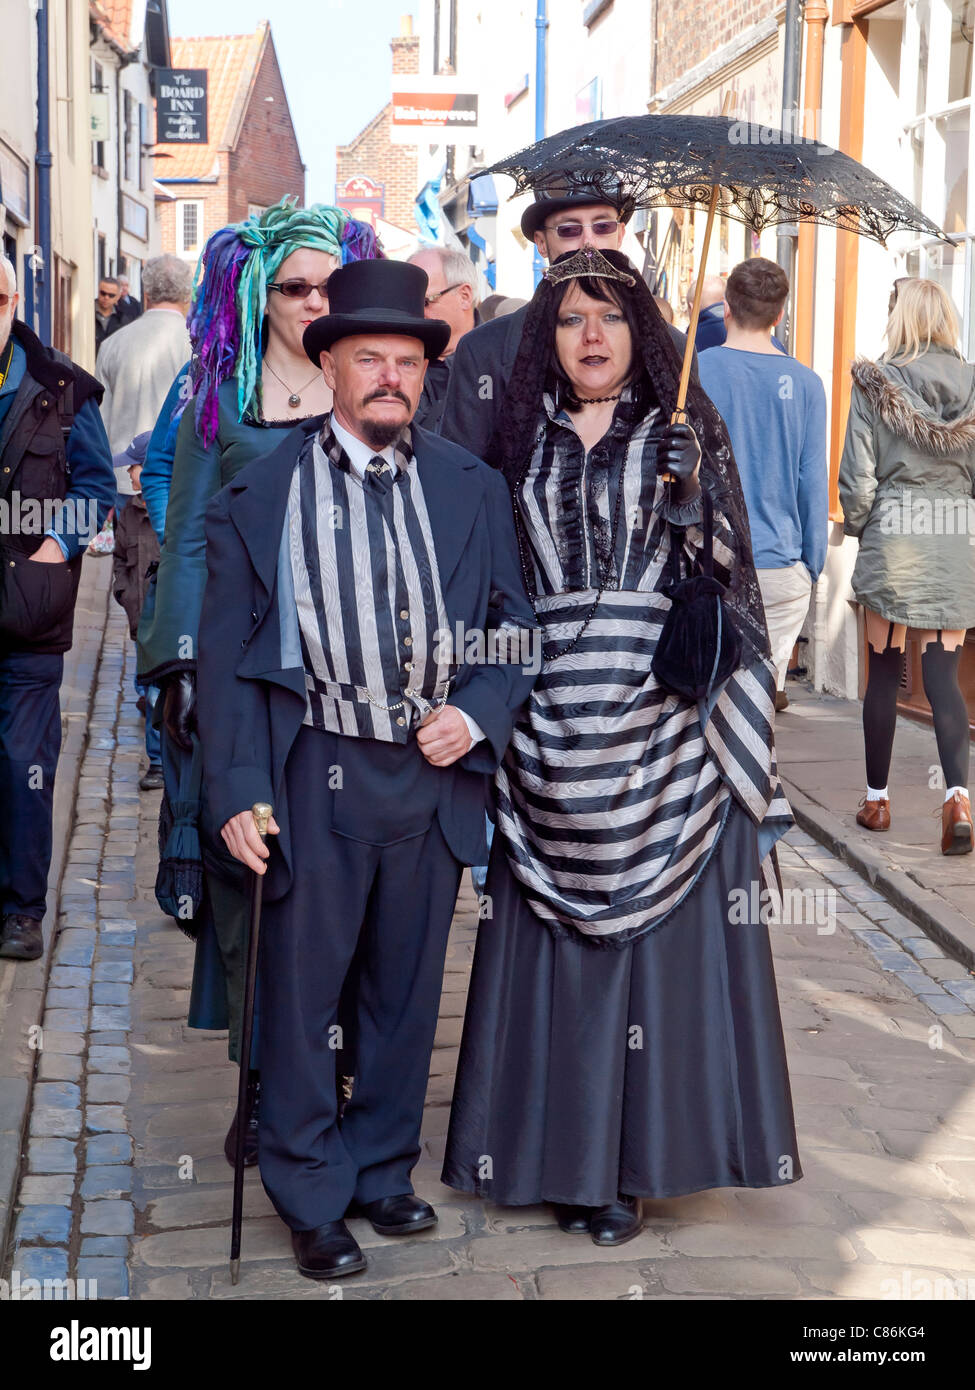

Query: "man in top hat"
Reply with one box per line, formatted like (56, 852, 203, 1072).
(195, 258, 537, 1280)
(439, 180, 695, 462)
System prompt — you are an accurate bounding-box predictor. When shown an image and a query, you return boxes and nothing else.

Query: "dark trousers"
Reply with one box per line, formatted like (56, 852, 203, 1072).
(0, 650, 64, 919)
(257, 726, 463, 1230)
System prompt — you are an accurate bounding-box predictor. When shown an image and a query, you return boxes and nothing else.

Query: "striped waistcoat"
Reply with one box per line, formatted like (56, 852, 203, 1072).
(287, 422, 452, 745)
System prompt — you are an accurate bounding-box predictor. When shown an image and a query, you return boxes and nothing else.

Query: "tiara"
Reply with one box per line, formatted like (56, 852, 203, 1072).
(543, 246, 636, 288)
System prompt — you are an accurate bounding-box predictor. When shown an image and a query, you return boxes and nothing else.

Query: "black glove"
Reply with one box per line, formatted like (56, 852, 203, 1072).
(162, 671, 197, 753)
(657, 421, 702, 502)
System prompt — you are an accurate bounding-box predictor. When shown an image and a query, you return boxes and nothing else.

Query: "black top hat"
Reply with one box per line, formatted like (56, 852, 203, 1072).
(302, 260, 450, 363)
(520, 180, 635, 240)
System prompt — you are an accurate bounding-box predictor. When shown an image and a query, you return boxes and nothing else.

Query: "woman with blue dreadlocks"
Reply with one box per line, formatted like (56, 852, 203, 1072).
(138, 199, 382, 1166)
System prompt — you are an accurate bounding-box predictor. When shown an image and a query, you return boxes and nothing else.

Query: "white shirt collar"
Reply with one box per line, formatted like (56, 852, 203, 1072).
(330, 413, 398, 481)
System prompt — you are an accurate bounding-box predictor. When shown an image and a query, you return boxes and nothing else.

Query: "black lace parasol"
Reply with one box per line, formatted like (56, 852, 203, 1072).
(485, 114, 948, 247)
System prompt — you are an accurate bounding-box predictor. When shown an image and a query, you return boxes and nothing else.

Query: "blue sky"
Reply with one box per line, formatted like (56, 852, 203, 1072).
(165, 0, 420, 203)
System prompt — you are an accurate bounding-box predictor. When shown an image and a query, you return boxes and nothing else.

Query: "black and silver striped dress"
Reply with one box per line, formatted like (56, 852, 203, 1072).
(495, 391, 792, 947)
(442, 393, 802, 1207)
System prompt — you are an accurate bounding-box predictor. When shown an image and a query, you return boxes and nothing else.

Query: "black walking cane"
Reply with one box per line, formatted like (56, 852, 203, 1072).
(230, 801, 272, 1286)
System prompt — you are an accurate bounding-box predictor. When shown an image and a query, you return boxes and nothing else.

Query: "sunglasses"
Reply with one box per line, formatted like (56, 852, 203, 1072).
(0, 293, 11, 309)
(268, 278, 332, 300)
(545, 219, 621, 240)
(424, 282, 463, 308)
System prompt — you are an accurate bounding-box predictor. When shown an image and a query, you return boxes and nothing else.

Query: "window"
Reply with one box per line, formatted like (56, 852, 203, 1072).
(91, 59, 106, 170)
(897, 0, 975, 356)
(53, 255, 73, 356)
(123, 91, 135, 183)
(176, 200, 204, 258)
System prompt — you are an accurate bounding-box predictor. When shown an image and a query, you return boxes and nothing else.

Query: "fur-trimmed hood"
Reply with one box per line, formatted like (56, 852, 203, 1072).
(851, 350, 975, 456)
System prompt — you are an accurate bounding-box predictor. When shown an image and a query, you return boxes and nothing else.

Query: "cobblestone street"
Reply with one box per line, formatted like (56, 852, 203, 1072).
(5, 598, 975, 1301)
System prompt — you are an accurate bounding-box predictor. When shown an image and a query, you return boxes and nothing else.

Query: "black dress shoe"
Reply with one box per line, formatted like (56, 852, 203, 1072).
(351, 1194, 437, 1236)
(292, 1221, 366, 1280)
(139, 765, 164, 791)
(0, 914, 43, 960)
(224, 1073, 261, 1168)
(590, 1195, 643, 1247)
(553, 1203, 594, 1234)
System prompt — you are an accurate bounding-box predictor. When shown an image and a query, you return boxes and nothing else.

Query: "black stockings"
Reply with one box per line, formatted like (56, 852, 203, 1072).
(863, 633, 969, 791)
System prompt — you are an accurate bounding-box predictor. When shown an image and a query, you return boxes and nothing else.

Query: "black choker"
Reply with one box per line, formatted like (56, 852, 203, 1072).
(576, 392, 622, 404)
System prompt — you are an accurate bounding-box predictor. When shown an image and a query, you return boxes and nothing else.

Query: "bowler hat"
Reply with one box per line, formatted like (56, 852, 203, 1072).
(520, 179, 635, 240)
(302, 260, 450, 363)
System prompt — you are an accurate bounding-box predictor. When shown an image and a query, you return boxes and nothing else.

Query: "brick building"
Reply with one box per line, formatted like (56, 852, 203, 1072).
(334, 19, 420, 245)
(155, 21, 304, 262)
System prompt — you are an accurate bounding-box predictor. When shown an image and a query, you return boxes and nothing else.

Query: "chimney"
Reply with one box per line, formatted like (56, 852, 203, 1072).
(391, 13, 419, 74)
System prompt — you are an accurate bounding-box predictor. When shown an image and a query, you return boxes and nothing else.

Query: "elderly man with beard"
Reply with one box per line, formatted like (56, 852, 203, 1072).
(0, 256, 115, 960)
(195, 257, 536, 1280)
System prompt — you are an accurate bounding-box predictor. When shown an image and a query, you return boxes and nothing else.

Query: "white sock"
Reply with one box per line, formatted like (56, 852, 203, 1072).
(865, 785, 888, 801)
(944, 785, 969, 803)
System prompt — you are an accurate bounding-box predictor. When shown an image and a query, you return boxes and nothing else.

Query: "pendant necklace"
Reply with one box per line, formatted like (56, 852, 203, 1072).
(262, 357, 320, 409)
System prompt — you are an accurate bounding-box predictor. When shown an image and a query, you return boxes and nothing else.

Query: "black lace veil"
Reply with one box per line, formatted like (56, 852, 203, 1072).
(494, 250, 771, 665)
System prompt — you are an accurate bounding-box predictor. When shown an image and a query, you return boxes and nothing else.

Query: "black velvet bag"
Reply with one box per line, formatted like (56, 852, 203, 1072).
(651, 488, 743, 702)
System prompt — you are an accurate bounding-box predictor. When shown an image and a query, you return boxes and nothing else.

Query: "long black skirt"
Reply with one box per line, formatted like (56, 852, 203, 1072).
(441, 803, 802, 1207)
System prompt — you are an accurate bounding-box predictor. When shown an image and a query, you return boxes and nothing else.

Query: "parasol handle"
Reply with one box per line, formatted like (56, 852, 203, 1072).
(665, 88, 737, 479)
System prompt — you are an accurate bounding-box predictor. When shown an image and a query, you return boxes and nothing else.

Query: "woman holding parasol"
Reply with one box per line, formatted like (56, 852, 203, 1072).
(441, 247, 800, 1243)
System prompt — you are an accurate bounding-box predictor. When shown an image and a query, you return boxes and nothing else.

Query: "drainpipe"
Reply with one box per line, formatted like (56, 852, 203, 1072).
(35, 0, 52, 342)
(776, 0, 803, 351)
(794, 1, 830, 693)
(794, 0, 829, 368)
(532, 0, 548, 286)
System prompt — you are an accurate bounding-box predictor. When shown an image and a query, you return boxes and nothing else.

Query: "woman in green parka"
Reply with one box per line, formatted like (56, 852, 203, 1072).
(839, 277, 975, 855)
(138, 200, 382, 1164)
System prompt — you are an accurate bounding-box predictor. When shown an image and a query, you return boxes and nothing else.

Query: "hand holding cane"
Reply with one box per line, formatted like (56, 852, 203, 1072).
(230, 801, 272, 1286)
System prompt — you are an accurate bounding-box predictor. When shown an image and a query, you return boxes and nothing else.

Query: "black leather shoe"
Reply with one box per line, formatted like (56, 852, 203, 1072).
(350, 1194, 437, 1236)
(590, 1195, 643, 1247)
(292, 1221, 366, 1280)
(139, 765, 164, 791)
(553, 1204, 594, 1234)
(224, 1073, 261, 1168)
(0, 914, 43, 960)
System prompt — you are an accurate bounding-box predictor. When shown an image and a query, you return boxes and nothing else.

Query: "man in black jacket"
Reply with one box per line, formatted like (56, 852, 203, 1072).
(439, 182, 697, 462)
(0, 257, 116, 960)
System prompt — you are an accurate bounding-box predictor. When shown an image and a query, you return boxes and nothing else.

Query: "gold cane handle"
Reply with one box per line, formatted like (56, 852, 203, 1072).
(252, 802, 273, 839)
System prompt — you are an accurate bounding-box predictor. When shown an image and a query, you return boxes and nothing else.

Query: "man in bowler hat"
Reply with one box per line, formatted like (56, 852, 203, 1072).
(196, 258, 537, 1280)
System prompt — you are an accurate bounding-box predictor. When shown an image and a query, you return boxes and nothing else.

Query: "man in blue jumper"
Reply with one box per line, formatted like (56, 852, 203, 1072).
(0, 255, 116, 959)
(698, 257, 828, 712)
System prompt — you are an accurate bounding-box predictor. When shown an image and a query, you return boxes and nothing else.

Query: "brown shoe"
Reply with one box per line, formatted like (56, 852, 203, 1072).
(774, 690, 790, 712)
(856, 796, 890, 832)
(941, 792, 974, 856)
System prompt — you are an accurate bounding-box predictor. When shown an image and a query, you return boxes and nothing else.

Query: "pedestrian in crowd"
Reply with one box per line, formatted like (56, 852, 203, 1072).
(94, 276, 125, 351)
(95, 255, 193, 503)
(115, 274, 142, 325)
(687, 273, 727, 350)
(0, 254, 115, 961)
(111, 434, 162, 791)
(839, 277, 975, 854)
(439, 180, 695, 463)
(479, 293, 527, 322)
(407, 246, 481, 430)
(441, 248, 800, 1244)
(698, 258, 828, 711)
(137, 198, 382, 1167)
(196, 257, 537, 1280)
(653, 294, 674, 323)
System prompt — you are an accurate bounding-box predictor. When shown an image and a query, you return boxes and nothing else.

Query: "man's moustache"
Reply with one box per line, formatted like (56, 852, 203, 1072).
(364, 390, 410, 407)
